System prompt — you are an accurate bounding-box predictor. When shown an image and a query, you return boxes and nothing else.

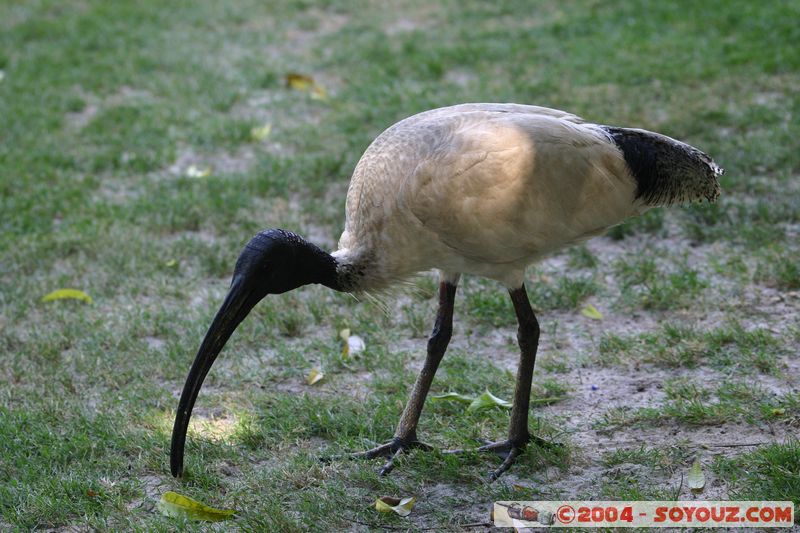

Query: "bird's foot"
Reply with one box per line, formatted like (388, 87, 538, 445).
(345, 436, 433, 476)
(444, 435, 561, 481)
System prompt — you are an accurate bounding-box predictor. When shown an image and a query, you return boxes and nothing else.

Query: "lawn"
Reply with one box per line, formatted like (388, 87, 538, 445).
(1, 0, 799, 530)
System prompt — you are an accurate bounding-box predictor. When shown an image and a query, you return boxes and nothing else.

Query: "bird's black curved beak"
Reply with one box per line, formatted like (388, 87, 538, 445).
(170, 273, 263, 478)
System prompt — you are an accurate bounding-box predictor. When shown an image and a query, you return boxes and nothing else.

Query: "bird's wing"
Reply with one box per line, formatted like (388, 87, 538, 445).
(402, 111, 640, 265)
(342, 104, 586, 239)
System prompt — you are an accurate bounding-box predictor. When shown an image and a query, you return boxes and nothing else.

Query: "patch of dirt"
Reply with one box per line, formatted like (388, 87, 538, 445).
(444, 69, 478, 88)
(167, 145, 257, 177)
(144, 336, 166, 351)
(125, 475, 166, 514)
(65, 85, 155, 130)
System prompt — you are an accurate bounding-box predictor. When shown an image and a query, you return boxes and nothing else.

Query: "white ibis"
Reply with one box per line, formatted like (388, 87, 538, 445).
(170, 103, 722, 480)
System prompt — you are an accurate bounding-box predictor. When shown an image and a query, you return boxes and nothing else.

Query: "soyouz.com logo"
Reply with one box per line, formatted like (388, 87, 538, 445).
(493, 501, 794, 528)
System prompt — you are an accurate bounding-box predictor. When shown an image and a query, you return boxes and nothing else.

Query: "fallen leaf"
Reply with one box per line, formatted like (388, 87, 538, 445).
(347, 335, 365, 354)
(41, 288, 93, 304)
(771, 407, 786, 416)
(286, 72, 328, 101)
(430, 392, 474, 404)
(186, 165, 211, 178)
(165, 259, 177, 268)
(286, 72, 314, 90)
(306, 367, 324, 385)
(340, 328, 351, 357)
(374, 496, 416, 517)
(688, 457, 705, 493)
(467, 390, 512, 413)
(581, 303, 603, 320)
(339, 329, 365, 358)
(250, 123, 272, 141)
(309, 84, 328, 101)
(157, 491, 235, 522)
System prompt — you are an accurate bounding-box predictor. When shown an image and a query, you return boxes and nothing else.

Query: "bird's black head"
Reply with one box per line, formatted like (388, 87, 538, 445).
(234, 228, 334, 295)
(170, 228, 338, 477)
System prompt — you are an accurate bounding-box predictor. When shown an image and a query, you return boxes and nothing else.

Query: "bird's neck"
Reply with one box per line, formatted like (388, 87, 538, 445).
(293, 238, 344, 292)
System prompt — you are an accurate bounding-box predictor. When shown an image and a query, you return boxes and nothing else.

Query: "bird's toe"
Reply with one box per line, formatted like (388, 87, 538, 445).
(341, 436, 433, 475)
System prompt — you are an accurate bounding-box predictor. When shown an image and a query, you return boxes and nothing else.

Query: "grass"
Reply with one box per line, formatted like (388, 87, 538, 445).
(596, 380, 799, 430)
(596, 321, 782, 372)
(714, 440, 800, 507)
(1, 0, 799, 529)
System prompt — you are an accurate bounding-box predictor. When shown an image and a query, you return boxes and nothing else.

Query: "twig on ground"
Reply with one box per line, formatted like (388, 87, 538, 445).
(347, 516, 491, 530)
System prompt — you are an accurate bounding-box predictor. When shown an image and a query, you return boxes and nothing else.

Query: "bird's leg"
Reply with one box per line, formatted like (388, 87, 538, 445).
(444, 285, 541, 481)
(349, 280, 458, 475)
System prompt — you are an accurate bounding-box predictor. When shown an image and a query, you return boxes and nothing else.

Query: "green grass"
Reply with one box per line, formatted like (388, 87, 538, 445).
(597, 321, 782, 372)
(597, 380, 799, 430)
(1, 0, 799, 529)
(714, 440, 800, 507)
(614, 253, 708, 311)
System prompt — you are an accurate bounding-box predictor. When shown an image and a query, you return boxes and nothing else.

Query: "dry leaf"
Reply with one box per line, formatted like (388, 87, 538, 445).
(581, 303, 603, 320)
(347, 335, 365, 354)
(286, 72, 314, 90)
(306, 368, 324, 385)
(165, 259, 177, 268)
(339, 328, 365, 358)
(157, 491, 235, 522)
(41, 289, 93, 304)
(251, 123, 272, 141)
(186, 165, 211, 178)
(286, 72, 328, 101)
(340, 328, 351, 358)
(309, 84, 328, 101)
(374, 496, 416, 517)
(688, 457, 705, 493)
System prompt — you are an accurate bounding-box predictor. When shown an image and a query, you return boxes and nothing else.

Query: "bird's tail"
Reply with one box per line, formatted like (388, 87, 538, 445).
(602, 126, 723, 206)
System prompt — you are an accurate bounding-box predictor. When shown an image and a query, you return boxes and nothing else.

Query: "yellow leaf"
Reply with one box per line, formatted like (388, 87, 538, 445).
(165, 259, 177, 268)
(286, 72, 314, 90)
(339, 328, 351, 358)
(306, 368, 324, 385)
(286, 73, 328, 101)
(688, 457, 705, 493)
(310, 84, 328, 101)
(581, 303, 603, 320)
(375, 496, 416, 517)
(41, 289, 92, 304)
(251, 123, 272, 141)
(186, 165, 211, 178)
(157, 491, 235, 522)
(771, 407, 786, 416)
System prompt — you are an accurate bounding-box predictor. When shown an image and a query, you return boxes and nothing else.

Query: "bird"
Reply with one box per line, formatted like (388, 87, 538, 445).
(170, 103, 722, 481)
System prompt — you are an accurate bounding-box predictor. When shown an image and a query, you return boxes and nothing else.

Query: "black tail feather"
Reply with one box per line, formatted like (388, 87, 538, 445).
(603, 126, 722, 206)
